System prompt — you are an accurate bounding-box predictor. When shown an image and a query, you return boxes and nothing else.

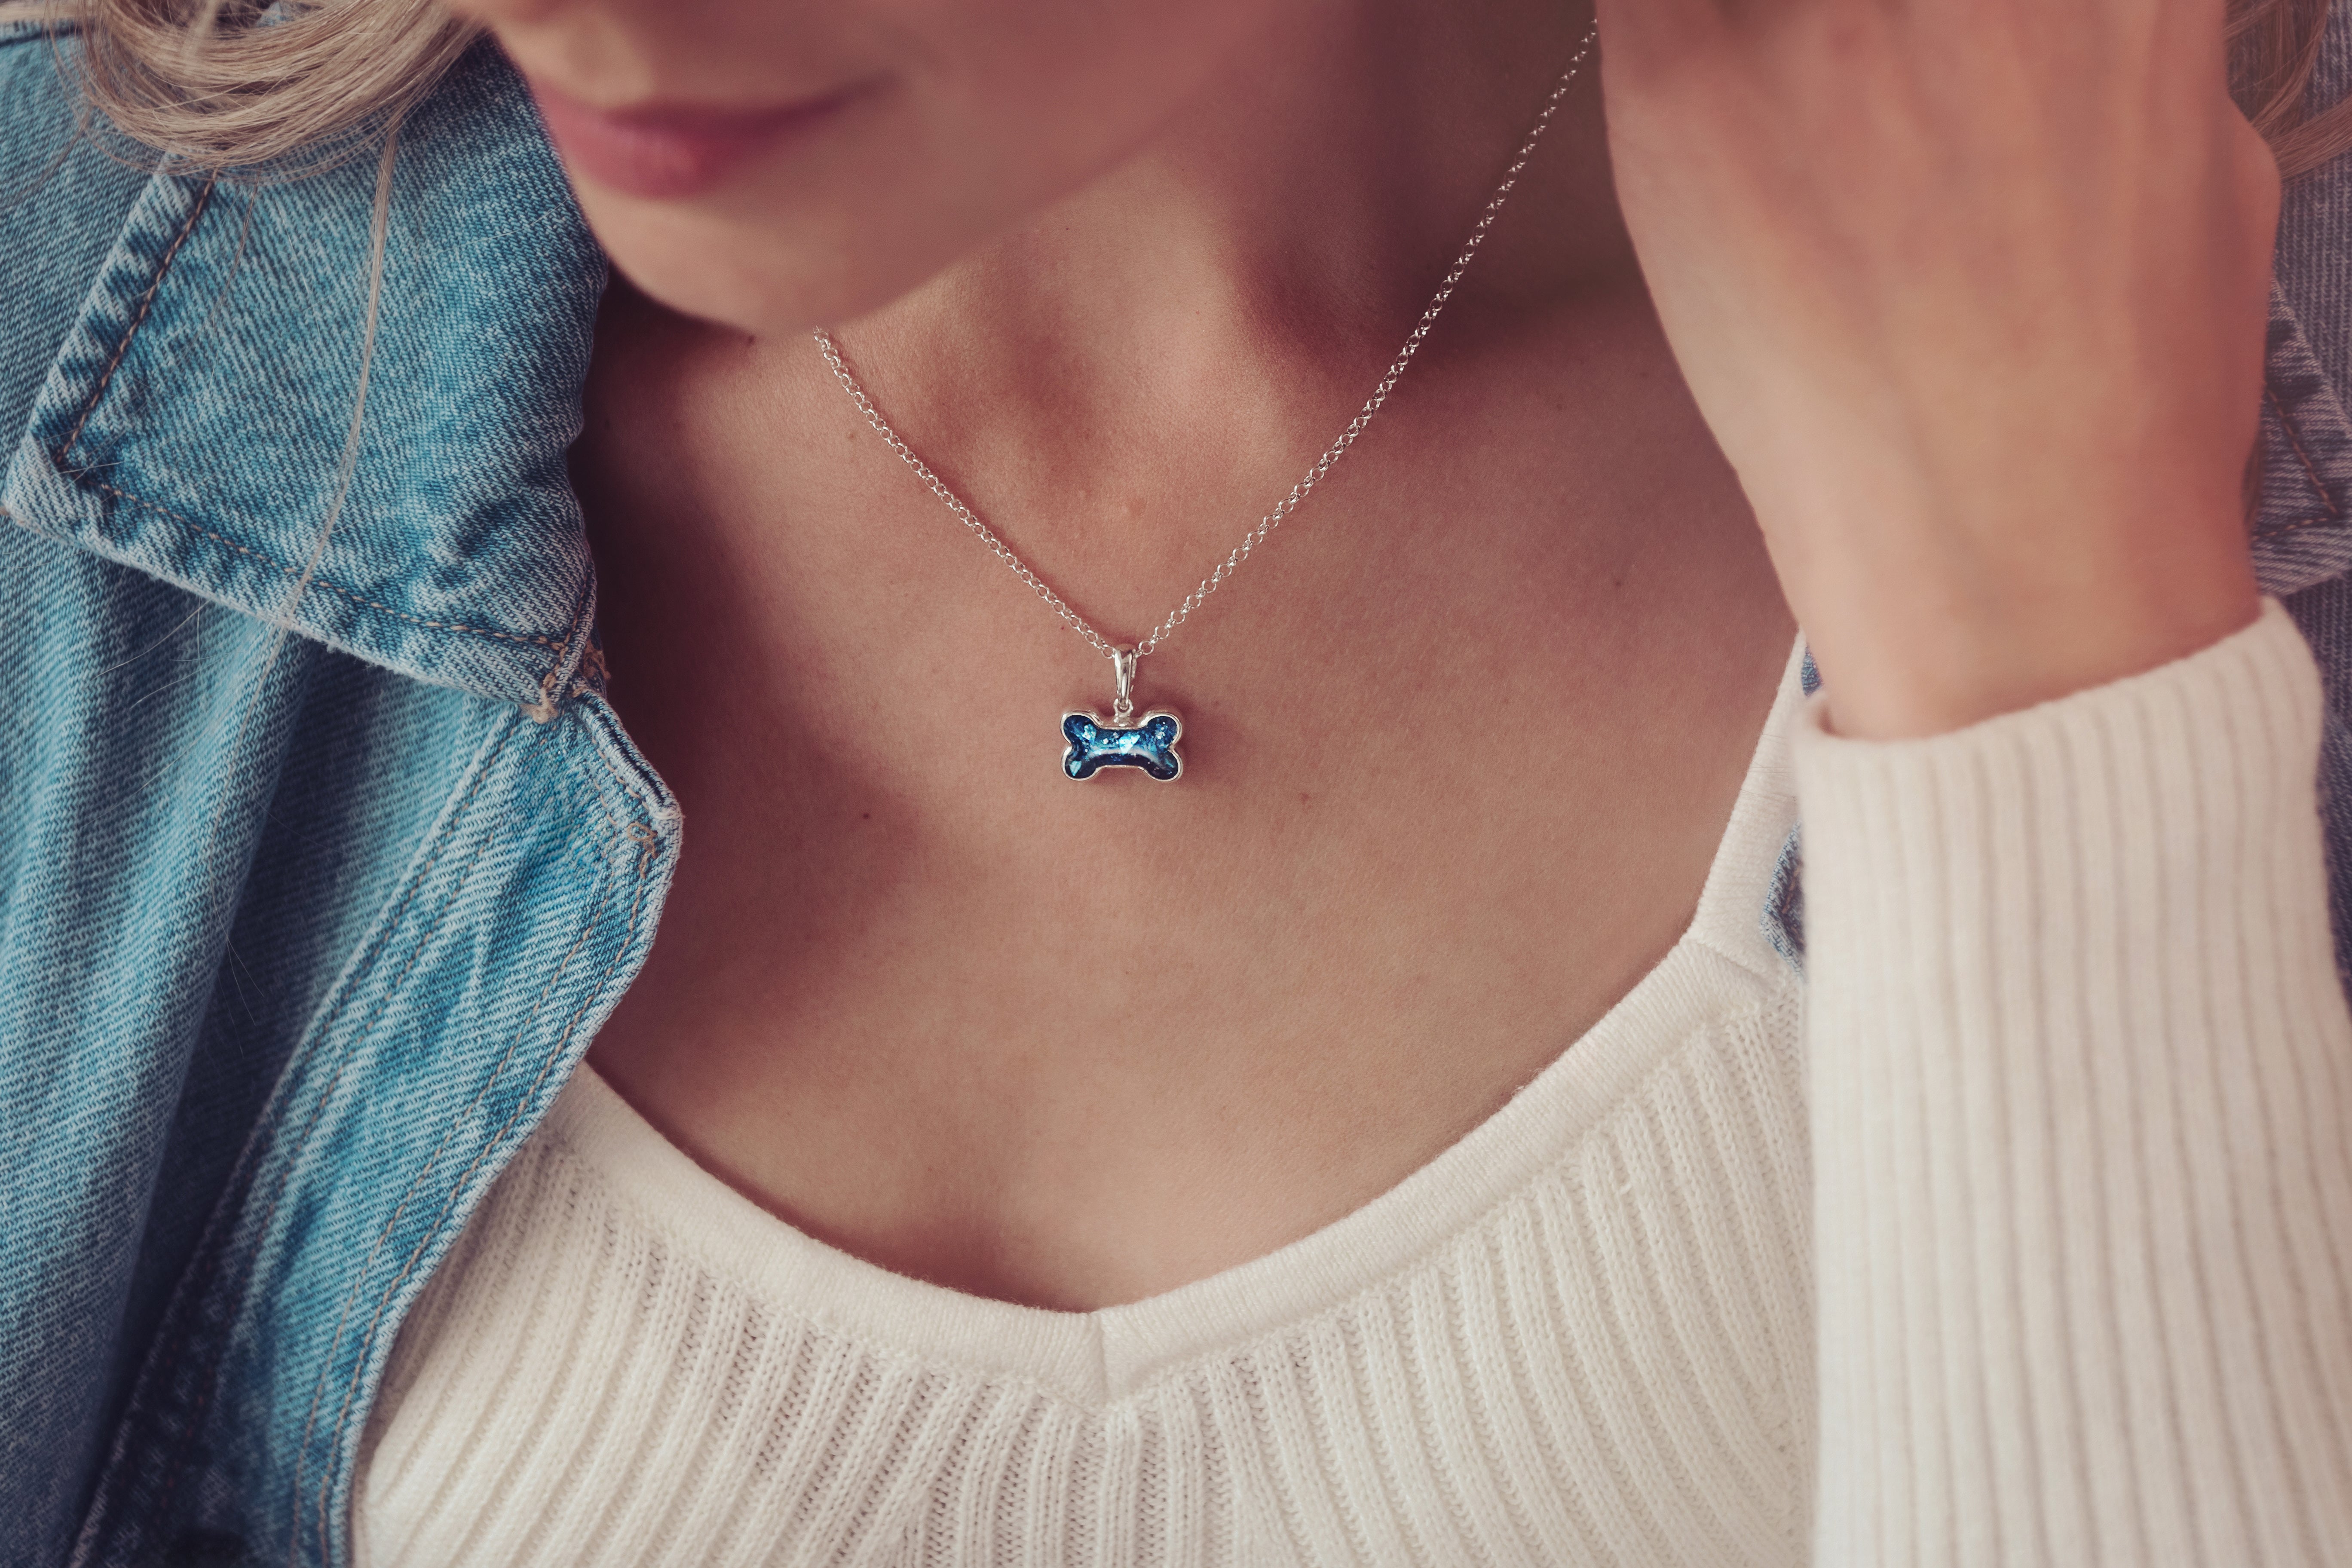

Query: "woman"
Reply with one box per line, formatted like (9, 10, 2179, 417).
(3, 0, 2349, 1562)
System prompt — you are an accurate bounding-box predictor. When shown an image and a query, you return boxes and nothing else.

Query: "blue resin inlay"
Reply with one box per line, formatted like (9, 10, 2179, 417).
(1063, 711, 1183, 781)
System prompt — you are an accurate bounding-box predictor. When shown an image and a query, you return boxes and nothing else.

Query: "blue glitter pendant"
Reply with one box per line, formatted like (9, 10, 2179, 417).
(1063, 710, 1183, 781)
(1064, 647, 1183, 782)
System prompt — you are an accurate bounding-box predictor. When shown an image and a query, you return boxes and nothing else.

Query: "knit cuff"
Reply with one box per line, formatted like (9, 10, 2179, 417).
(1793, 598, 2352, 1565)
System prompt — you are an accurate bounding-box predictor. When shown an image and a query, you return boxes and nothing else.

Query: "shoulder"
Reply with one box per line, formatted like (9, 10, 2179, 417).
(0, 27, 607, 708)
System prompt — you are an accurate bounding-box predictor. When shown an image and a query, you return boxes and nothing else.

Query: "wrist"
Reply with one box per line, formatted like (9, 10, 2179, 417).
(1790, 517, 2262, 741)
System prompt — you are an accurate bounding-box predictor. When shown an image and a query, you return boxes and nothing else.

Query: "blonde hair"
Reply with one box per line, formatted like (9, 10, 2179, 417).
(12, 0, 2352, 177)
(14, 0, 474, 168)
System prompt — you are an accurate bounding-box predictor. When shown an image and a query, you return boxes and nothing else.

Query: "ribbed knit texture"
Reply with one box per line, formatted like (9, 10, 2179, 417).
(355, 1009, 1812, 1568)
(1798, 599, 2352, 1567)
(355, 604, 2352, 1566)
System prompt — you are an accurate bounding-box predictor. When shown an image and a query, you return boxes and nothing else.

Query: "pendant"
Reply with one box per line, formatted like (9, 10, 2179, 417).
(1063, 647, 1183, 781)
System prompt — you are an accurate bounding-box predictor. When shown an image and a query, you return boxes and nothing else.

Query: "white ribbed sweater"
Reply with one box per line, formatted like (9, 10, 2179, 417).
(354, 603, 2352, 1567)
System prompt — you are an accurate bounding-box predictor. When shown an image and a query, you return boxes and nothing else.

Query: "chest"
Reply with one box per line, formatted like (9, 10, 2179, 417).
(566, 285, 1795, 1311)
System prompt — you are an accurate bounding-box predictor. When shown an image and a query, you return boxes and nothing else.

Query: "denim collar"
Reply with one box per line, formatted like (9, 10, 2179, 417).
(7, 32, 2352, 710)
(0, 38, 607, 711)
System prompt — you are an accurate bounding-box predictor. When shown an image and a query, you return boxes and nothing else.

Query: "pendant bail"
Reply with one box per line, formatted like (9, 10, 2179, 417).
(1111, 646, 1139, 726)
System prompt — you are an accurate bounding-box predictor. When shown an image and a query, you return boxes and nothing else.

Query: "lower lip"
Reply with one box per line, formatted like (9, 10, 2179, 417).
(527, 80, 859, 202)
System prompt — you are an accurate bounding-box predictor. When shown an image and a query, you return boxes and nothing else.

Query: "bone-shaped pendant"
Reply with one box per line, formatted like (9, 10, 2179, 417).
(1062, 711, 1183, 781)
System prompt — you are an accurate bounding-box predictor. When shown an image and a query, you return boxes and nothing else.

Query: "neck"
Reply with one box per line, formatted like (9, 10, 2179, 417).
(784, 0, 1621, 609)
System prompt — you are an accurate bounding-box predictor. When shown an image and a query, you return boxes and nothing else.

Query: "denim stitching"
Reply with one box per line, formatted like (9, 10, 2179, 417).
(283, 731, 637, 1553)
(522, 593, 598, 723)
(314, 893, 639, 1560)
(133, 715, 527, 1540)
(308, 809, 665, 1562)
(57, 171, 218, 466)
(78, 480, 570, 655)
(150, 830, 505, 1541)
(2267, 385, 2346, 524)
(569, 724, 647, 848)
(39, 168, 573, 675)
(576, 640, 610, 693)
(285, 846, 624, 1564)
(33, 161, 579, 682)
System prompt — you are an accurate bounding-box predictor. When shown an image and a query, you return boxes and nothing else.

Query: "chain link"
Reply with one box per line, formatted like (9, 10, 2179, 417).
(814, 18, 1599, 668)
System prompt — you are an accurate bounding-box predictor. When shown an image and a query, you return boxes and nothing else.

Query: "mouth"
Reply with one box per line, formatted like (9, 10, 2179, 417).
(524, 75, 871, 201)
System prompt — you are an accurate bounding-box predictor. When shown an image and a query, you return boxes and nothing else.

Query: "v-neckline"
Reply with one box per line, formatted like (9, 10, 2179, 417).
(543, 635, 1809, 1408)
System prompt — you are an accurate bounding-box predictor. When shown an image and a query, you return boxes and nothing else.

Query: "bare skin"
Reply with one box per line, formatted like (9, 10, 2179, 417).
(569, 28, 1792, 1310)
(450, 0, 2271, 1311)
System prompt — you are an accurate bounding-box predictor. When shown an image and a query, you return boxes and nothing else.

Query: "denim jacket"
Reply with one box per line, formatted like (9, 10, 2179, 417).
(9, 19, 2352, 1568)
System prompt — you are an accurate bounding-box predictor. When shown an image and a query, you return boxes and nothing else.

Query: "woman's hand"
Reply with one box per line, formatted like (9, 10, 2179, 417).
(1594, 0, 2278, 738)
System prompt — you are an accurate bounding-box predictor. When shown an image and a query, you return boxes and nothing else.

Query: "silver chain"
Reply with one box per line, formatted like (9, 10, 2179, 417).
(813, 18, 1599, 669)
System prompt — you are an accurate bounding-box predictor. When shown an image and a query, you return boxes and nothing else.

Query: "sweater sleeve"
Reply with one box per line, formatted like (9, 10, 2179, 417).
(1794, 597, 2352, 1566)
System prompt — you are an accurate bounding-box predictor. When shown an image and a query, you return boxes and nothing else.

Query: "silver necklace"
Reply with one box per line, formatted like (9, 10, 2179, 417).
(815, 19, 1599, 783)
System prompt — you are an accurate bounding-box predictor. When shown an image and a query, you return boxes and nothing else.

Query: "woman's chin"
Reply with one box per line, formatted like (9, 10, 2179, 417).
(576, 203, 828, 336)
(570, 183, 975, 338)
